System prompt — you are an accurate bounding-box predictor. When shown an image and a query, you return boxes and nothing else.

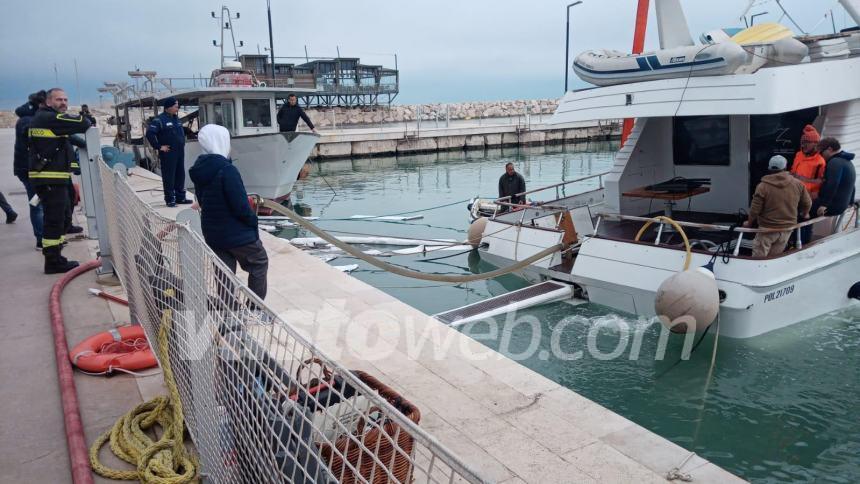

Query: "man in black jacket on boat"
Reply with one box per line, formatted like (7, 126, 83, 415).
(276, 94, 316, 133)
(498, 162, 527, 212)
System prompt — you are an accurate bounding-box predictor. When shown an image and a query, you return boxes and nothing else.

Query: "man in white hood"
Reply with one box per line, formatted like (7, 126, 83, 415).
(189, 124, 269, 301)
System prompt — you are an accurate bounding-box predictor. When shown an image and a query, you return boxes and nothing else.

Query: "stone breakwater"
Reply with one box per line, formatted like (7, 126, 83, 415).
(305, 99, 560, 128)
(0, 99, 558, 130)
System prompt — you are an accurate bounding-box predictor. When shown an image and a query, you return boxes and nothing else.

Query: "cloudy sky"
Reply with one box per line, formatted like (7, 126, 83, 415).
(0, 0, 855, 108)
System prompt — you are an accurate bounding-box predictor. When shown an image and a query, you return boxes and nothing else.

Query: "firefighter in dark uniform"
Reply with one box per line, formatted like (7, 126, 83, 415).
(28, 88, 91, 273)
(146, 97, 191, 207)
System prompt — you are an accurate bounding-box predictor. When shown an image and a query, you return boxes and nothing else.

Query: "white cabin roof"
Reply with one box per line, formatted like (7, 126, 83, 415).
(116, 86, 318, 109)
(550, 56, 860, 123)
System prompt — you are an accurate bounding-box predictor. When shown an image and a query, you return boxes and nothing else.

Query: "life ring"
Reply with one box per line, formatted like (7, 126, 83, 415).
(70, 325, 158, 373)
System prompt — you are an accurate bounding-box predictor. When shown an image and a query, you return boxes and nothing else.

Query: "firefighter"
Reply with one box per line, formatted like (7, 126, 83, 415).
(28, 88, 91, 273)
(146, 97, 191, 207)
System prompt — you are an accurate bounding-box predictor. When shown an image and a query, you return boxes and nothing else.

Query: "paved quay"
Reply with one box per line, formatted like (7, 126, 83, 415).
(0, 129, 164, 484)
(0, 124, 743, 482)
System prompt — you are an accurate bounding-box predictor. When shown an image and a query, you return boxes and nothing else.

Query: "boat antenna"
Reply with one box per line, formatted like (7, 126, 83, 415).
(774, 0, 808, 34)
(212, 6, 243, 67)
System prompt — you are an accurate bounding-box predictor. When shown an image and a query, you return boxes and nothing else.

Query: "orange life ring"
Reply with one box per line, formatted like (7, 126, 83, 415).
(70, 325, 158, 373)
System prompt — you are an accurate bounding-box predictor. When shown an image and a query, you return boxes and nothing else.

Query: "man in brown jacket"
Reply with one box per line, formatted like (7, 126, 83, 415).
(744, 155, 812, 257)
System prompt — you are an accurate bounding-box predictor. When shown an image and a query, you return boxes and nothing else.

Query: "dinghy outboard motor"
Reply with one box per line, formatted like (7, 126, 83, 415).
(655, 266, 720, 334)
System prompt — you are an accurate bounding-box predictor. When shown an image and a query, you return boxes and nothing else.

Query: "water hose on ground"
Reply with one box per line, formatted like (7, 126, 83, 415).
(633, 215, 692, 271)
(50, 259, 102, 484)
(259, 198, 564, 283)
(89, 308, 197, 483)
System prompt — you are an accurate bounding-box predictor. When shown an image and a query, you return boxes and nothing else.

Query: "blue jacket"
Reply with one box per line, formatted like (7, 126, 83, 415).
(189, 153, 259, 250)
(145, 112, 185, 151)
(817, 152, 856, 215)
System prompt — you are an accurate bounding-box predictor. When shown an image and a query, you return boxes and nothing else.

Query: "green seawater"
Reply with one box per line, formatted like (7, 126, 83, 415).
(282, 143, 860, 483)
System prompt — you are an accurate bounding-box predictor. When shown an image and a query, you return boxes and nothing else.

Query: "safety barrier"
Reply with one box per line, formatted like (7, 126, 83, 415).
(96, 161, 488, 484)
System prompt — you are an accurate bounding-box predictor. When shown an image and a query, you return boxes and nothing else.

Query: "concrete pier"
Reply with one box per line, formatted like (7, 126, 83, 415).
(312, 119, 620, 160)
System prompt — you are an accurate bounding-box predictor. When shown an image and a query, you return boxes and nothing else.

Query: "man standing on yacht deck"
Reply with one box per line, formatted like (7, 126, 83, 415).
(744, 155, 811, 258)
(792, 126, 826, 245)
(498, 162, 526, 212)
(815, 138, 856, 219)
(146, 97, 191, 207)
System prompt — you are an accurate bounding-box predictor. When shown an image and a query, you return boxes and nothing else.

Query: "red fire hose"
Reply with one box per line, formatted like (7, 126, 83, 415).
(49, 259, 101, 484)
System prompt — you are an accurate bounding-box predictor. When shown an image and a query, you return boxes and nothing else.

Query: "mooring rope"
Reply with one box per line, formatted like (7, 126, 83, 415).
(260, 198, 563, 283)
(89, 308, 197, 483)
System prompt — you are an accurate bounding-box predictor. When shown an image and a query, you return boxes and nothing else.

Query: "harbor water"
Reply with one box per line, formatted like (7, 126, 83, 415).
(281, 143, 860, 483)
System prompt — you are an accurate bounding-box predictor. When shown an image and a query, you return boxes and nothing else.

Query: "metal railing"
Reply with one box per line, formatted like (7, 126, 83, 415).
(595, 210, 858, 256)
(492, 172, 609, 219)
(95, 160, 488, 484)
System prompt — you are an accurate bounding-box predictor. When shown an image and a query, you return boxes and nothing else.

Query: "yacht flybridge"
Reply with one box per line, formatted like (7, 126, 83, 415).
(469, 0, 860, 339)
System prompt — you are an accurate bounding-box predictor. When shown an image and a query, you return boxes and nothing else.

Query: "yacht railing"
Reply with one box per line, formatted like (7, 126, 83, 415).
(492, 172, 609, 219)
(595, 210, 858, 256)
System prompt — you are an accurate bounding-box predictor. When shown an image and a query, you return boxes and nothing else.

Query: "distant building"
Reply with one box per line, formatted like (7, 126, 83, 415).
(238, 55, 399, 107)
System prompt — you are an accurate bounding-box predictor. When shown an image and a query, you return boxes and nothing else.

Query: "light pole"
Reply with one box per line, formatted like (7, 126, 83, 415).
(266, 0, 276, 81)
(565, 1, 584, 93)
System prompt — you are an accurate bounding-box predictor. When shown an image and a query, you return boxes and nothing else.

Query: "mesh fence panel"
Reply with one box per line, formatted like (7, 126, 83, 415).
(98, 162, 488, 484)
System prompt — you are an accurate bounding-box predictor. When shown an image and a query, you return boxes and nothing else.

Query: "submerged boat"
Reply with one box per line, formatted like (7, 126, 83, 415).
(467, 0, 860, 339)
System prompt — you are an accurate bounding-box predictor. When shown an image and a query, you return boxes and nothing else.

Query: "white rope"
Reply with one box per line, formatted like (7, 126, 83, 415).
(666, 451, 696, 482)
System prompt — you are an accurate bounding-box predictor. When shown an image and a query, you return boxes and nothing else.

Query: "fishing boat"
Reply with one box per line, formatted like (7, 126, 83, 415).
(105, 8, 319, 202)
(462, 0, 860, 339)
(112, 81, 319, 201)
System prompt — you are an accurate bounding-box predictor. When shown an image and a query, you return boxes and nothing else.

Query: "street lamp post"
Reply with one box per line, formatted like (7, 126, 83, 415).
(565, 1, 584, 93)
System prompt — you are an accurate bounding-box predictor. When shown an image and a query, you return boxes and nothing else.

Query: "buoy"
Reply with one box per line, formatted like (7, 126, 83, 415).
(655, 266, 720, 334)
(70, 325, 158, 374)
(467, 217, 488, 248)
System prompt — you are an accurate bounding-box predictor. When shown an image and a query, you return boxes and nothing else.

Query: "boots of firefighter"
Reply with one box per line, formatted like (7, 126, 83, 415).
(44, 246, 79, 274)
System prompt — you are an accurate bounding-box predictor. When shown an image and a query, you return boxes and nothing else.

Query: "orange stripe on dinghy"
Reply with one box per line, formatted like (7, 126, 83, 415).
(69, 325, 158, 373)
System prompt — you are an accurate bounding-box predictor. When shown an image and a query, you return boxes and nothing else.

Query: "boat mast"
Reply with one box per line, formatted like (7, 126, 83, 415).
(212, 6, 242, 68)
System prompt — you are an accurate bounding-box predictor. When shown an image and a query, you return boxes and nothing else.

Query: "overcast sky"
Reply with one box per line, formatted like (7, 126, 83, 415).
(0, 0, 855, 108)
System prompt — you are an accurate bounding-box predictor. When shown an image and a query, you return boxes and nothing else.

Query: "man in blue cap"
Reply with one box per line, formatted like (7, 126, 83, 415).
(146, 97, 191, 207)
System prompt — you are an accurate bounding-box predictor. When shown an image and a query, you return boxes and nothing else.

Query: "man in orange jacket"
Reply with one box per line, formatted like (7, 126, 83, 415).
(790, 125, 826, 199)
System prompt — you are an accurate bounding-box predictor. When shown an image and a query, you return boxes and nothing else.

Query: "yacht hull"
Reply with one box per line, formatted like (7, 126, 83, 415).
(480, 224, 860, 339)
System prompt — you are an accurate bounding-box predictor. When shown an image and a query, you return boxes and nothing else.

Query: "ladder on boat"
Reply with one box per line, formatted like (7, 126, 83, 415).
(434, 281, 577, 327)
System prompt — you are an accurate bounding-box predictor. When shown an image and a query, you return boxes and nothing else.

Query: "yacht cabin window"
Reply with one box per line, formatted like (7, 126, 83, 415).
(673, 116, 731, 166)
(211, 101, 236, 133)
(241, 99, 272, 127)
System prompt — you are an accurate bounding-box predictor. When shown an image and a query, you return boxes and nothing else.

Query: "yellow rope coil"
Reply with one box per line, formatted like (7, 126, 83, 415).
(89, 309, 198, 483)
(633, 215, 692, 271)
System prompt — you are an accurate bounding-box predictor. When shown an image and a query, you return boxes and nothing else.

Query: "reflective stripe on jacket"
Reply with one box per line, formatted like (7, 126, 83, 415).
(28, 107, 91, 185)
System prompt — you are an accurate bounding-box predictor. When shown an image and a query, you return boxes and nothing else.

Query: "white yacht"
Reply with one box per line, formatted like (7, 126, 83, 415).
(470, 0, 860, 339)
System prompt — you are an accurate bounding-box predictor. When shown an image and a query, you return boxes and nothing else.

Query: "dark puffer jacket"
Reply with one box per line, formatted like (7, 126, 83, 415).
(13, 102, 37, 177)
(189, 154, 259, 250)
(816, 152, 857, 215)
